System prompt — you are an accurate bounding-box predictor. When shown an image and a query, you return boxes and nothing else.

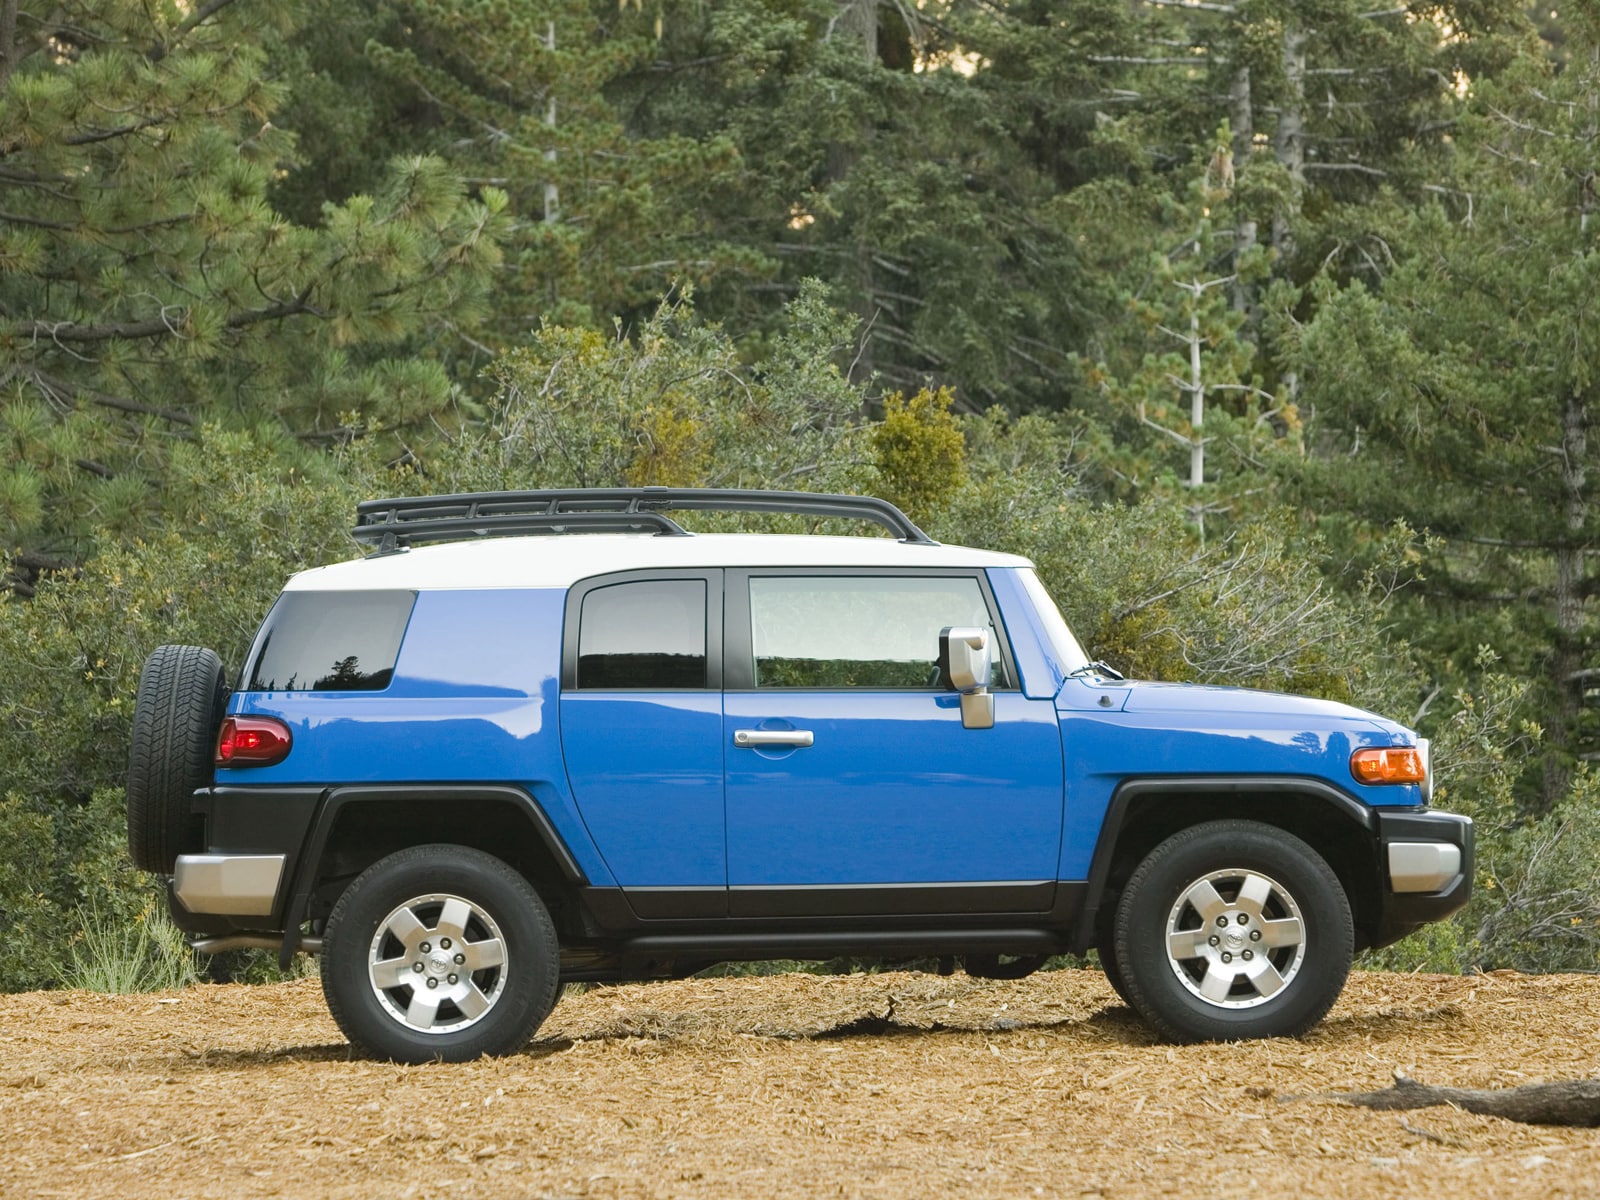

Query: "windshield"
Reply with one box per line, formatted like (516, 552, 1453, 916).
(1017, 568, 1090, 676)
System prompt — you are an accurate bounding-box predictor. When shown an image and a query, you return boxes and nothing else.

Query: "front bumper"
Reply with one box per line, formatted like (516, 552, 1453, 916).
(1370, 808, 1474, 949)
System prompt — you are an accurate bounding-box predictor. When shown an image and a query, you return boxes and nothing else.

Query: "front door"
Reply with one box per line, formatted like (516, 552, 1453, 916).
(722, 570, 1064, 918)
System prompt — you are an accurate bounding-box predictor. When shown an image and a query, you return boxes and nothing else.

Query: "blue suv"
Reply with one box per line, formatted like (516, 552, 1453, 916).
(125, 489, 1472, 1062)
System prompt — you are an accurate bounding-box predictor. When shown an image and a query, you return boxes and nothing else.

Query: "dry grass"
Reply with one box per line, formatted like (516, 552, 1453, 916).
(3, 968, 1598, 1198)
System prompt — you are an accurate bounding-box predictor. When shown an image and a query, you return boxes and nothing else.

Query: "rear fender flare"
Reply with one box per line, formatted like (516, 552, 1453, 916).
(278, 784, 586, 965)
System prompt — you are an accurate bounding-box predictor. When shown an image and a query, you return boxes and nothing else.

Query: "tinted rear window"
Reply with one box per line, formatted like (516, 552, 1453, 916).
(245, 591, 416, 692)
(577, 579, 707, 688)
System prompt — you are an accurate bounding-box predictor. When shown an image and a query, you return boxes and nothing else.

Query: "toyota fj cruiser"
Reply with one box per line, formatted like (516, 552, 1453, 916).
(126, 488, 1471, 1062)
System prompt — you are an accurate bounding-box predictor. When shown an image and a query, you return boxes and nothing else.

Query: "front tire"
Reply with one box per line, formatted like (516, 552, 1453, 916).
(321, 845, 561, 1063)
(1112, 820, 1353, 1042)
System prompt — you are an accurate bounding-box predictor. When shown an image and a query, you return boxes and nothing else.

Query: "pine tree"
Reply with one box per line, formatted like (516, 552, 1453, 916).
(0, 0, 507, 562)
(1290, 16, 1600, 805)
(308, 0, 751, 343)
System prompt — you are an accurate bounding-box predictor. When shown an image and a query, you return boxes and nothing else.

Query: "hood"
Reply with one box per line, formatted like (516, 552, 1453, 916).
(1070, 678, 1415, 741)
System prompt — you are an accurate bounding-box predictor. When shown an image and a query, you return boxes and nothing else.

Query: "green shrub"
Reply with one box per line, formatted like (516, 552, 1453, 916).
(0, 430, 380, 991)
(56, 899, 197, 994)
(1471, 772, 1600, 973)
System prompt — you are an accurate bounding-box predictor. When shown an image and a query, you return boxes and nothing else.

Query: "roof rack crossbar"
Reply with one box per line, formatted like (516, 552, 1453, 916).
(354, 509, 689, 553)
(352, 487, 937, 551)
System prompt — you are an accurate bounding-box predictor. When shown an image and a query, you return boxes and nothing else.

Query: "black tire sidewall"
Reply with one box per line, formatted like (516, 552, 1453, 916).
(125, 644, 227, 874)
(1096, 940, 1133, 1008)
(1113, 820, 1353, 1042)
(321, 845, 560, 1063)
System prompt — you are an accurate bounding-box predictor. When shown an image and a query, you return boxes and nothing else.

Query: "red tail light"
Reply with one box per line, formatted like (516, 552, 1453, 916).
(216, 717, 292, 767)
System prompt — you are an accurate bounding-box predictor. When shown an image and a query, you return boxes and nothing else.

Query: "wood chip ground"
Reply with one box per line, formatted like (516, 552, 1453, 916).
(2, 969, 1598, 1198)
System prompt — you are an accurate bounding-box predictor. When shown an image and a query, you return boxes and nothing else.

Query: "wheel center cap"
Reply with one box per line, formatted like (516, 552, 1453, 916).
(426, 950, 452, 976)
(1224, 930, 1246, 951)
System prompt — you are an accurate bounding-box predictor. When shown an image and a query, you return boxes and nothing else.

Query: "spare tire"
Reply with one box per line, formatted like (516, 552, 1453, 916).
(126, 645, 229, 873)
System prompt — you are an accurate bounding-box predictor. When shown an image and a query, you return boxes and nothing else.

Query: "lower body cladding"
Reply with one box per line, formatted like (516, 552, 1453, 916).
(166, 786, 1473, 976)
(168, 848, 1086, 974)
(554, 885, 1085, 982)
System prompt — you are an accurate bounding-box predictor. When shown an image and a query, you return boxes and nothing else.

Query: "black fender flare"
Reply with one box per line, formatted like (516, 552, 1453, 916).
(278, 783, 587, 965)
(1070, 775, 1378, 953)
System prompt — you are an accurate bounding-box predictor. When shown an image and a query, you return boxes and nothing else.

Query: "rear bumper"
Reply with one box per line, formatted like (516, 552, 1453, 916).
(164, 785, 321, 936)
(172, 853, 285, 917)
(1370, 808, 1474, 948)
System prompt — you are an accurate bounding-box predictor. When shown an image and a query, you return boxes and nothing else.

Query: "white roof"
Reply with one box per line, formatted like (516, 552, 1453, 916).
(284, 533, 1032, 592)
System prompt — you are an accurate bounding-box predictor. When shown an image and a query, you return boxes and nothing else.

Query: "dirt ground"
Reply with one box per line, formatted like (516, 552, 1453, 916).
(2, 969, 1598, 1199)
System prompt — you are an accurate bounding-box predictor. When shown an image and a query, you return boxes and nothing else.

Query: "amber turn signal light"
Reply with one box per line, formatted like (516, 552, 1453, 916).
(1350, 746, 1426, 786)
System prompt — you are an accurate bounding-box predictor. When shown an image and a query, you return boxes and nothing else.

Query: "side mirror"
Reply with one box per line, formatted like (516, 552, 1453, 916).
(940, 626, 994, 730)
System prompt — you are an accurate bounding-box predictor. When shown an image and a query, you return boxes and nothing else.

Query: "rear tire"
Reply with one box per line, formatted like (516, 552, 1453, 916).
(321, 845, 561, 1063)
(126, 645, 228, 873)
(1112, 820, 1353, 1042)
(1096, 939, 1133, 1007)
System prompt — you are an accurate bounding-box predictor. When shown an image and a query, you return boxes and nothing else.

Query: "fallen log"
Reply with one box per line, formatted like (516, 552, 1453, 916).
(1340, 1072, 1600, 1127)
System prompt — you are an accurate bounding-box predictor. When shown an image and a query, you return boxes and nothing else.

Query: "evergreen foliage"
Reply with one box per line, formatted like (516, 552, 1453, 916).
(0, 0, 1592, 984)
(0, 429, 377, 990)
(1291, 20, 1600, 805)
(0, 0, 506, 560)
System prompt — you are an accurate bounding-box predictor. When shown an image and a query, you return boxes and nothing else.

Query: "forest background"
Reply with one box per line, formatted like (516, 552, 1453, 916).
(0, 0, 1595, 991)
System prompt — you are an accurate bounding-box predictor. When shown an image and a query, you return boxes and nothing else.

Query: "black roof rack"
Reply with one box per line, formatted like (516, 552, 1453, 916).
(352, 487, 938, 553)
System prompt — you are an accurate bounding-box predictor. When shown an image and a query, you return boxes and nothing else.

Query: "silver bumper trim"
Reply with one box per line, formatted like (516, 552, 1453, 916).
(1387, 841, 1462, 893)
(173, 853, 286, 917)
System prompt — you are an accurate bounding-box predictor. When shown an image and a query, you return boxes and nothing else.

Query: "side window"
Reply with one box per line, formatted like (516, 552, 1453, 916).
(748, 575, 1008, 689)
(577, 579, 707, 689)
(245, 590, 415, 692)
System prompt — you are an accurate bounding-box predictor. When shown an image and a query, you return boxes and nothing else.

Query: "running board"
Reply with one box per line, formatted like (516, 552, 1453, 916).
(550, 929, 1069, 982)
(619, 928, 1063, 962)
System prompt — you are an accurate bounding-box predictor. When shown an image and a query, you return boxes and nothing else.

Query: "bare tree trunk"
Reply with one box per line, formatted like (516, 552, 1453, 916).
(1271, 27, 1307, 405)
(1270, 28, 1306, 259)
(835, 0, 878, 65)
(543, 20, 559, 225)
(825, 0, 881, 378)
(0, 0, 21, 91)
(1188, 301, 1205, 491)
(1229, 64, 1257, 325)
(1545, 390, 1590, 806)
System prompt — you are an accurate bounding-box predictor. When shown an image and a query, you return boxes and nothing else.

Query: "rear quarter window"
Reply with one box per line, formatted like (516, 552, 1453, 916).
(243, 591, 416, 692)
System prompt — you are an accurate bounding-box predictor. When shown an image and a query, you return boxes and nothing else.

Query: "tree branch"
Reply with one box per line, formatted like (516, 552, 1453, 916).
(1341, 1072, 1600, 1127)
(1143, 0, 1236, 11)
(73, 457, 113, 479)
(1302, 162, 1389, 177)
(63, 115, 169, 148)
(0, 209, 74, 230)
(19, 368, 194, 426)
(10, 293, 316, 344)
(147, 0, 240, 61)
(1089, 55, 1216, 65)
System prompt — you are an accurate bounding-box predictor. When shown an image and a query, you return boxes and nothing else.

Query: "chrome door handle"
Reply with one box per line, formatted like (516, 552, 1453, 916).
(733, 729, 814, 748)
